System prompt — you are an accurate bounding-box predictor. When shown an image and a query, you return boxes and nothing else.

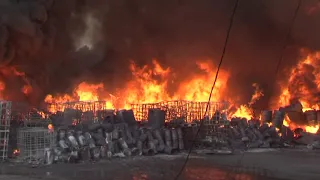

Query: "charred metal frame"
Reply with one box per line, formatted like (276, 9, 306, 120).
(17, 127, 56, 161)
(0, 101, 12, 161)
(131, 100, 229, 123)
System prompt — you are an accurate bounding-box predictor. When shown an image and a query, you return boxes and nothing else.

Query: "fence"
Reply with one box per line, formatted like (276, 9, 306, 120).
(17, 127, 56, 161)
(0, 101, 12, 161)
(48, 101, 110, 113)
(131, 100, 229, 123)
(131, 100, 189, 122)
(47, 100, 230, 124)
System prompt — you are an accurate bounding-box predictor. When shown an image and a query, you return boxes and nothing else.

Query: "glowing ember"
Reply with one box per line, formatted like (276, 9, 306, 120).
(48, 124, 54, 132)
(305, 125, 319, 134)
(13, 149, 20, 156)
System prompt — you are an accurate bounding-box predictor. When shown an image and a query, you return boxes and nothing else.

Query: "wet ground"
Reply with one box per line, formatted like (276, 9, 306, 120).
(1, 148, 319, 180)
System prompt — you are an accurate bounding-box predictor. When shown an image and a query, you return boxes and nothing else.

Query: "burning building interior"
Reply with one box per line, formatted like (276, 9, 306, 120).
(1, 0, 320, 179)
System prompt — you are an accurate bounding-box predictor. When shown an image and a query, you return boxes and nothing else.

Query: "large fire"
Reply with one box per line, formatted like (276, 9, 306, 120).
(0, 50, 320, 134)
(44, 59, 230, 112)
(44, 52, 320, 134)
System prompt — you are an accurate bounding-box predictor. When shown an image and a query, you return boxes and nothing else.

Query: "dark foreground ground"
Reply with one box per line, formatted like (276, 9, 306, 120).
(1, 148, 319, 180)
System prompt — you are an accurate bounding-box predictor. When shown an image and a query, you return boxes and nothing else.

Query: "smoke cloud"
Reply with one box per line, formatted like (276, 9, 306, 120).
(0, 0, 320, 108)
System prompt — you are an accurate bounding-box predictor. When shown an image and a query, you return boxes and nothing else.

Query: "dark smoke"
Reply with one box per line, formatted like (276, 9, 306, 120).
(0, 0, 320, 108)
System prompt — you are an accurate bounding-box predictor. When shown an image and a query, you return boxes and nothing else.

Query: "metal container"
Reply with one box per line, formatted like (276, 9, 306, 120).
(317, 110, 320, 123)
(124, 125, 134, 145)
(261, 110, 273, 123)
(153, 129, 165, 152)
(142, 148, 155, 156)
(171, 129, 179, 149)
(177, 128, 184, 150)
(67, 134, 79, 149)
(44, 148, 54, 165)
(240, 118, 248, 128)
(131, 147, 141, 156)
(91, 148, 100, 160)
(305, 110, 318, 126)
(112, 128, 120, 140)
(248, 119, 260, 128)
(136, 140, 143, 153)
(118, 138, 129, 149)
(76, 131, 86, 147)
(305, 110, 317, 121)
(105, 132, 112, 144)
(272, 110, 285, 129)
(148, 108, 166, 129)
(164, 145, 173, 155)
(58, 140, 69, 149)
(100, 146, 106, 158)
(147, 141, 157, 154)
(164, 129, 172, 147)
(58, 129, 66, 139)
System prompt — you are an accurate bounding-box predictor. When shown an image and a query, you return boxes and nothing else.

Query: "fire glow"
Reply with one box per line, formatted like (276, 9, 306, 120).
(43, 52, 320, 134)
(1, 51, 320, 134)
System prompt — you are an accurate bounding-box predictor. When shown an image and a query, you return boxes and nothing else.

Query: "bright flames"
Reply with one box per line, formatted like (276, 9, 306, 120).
(0, 50, 320, 134)
(45, 59, 230, 112)
(274, 50, 320, 133)
(43, 53, 320, 134)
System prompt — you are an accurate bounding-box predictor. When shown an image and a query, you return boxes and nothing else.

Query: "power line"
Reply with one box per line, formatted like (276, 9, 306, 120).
(224, 1, 302, 179)
(173, 0, 240, 179)
(274, 0, 302, 77)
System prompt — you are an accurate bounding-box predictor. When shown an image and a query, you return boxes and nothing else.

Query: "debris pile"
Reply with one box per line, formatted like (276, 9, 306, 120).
(46, 109, 185, 165)
(198, 102, 320, 151)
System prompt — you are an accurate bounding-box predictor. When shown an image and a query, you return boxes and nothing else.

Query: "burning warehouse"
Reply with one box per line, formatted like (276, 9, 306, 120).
(1, 0, 320, 179)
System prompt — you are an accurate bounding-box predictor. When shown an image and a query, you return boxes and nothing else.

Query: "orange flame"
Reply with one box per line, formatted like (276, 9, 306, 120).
(45, 59, 229, 112)
(231, 83, 264, 119)
(48, 123, 54, 132)
(44, 53, 320, 134)
(275, 50, 320, 133)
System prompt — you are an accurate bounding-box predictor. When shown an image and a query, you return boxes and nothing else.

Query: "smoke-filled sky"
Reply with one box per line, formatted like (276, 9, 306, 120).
(0, 0, 320, 107)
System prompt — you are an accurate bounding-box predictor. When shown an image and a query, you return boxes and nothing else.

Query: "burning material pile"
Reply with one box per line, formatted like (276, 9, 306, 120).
(203, 102, 320, 151)
(227, 113, 287, 149)
(43, 109, 185, 165)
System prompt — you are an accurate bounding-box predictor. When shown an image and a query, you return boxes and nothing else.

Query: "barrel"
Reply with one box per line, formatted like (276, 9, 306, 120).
(272, 110, 285, 129)
(317, 110, 320, 123)
(305, 110, 318, 126)
(261, 110, 272, 123)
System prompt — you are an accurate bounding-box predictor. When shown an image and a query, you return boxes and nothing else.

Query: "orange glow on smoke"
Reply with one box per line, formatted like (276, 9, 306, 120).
(42, 52, 320, 134)
(231, 83, 264, 119)
(45, 59, 229, 112)
(274, 51, 320, 133)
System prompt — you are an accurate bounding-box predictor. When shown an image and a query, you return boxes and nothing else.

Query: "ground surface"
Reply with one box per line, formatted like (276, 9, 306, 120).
(0, 148, 319, 180)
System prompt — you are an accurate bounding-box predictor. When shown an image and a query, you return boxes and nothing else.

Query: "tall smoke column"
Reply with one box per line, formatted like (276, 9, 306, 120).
(74, 12, 102, 51)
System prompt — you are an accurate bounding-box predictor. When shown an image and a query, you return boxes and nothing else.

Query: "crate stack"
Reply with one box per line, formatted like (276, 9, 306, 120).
(0, 101, 12, 161)
(131, 103, 160, 121)
(186, 101, 229, 123)
(158, 101, 188, 122)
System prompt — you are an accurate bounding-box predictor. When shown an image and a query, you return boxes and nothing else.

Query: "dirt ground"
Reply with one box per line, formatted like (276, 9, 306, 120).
(0, 148, 319, 180)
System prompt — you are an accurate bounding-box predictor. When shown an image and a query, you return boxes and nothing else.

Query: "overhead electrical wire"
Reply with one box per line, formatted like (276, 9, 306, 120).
(174, 0, 303, 179)
(224, 0, 302, 179)
(274, 0, 302, 77)
(173, 0, 240, 179)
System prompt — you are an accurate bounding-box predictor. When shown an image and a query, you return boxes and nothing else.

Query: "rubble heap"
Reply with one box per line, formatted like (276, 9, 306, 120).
(45, 109, 185, 165)
(198, 103, 320, 151)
